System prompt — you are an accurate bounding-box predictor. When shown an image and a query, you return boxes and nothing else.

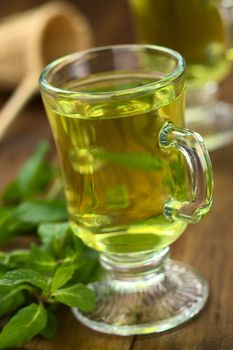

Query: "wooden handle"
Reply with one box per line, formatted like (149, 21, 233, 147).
(0, 74, 38, 140)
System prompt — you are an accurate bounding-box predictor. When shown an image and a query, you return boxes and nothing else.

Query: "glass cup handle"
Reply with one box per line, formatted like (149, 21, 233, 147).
(159, 122, 213, 224)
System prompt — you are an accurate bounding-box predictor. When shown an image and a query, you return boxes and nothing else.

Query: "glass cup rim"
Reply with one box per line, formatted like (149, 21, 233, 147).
(39, 44, 185, 101)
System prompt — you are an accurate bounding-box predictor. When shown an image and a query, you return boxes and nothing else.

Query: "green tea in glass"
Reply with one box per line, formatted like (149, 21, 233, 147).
(128, 0, 233, 150)
(40, 45, 213, 335)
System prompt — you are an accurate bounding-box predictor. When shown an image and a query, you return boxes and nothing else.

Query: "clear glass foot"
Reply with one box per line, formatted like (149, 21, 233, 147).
(72, 249, 209, 335)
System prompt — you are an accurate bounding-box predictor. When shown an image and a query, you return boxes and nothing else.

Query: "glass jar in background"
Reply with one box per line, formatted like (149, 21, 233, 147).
(128, 0, 233, 150)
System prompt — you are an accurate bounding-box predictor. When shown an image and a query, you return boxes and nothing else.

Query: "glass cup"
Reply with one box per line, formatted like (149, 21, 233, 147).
(39, 45, 213, 335)
(128, 0, 233, 151)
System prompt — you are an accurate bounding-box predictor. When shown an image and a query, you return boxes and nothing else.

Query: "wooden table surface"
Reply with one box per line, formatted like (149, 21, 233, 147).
(0, 1, 233, 349)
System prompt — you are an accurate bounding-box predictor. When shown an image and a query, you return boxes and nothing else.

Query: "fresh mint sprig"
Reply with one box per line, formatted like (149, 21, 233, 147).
(0, 141, 101, 349)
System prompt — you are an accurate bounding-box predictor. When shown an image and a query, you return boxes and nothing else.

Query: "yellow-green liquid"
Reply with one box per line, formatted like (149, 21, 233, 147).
(129, 0, 233, 88)
(43, 73, 188, 253)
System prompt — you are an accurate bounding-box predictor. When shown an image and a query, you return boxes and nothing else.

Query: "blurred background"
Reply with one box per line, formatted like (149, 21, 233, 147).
(0, 0, 135, 46)
(0, 0, 232, 121)
(0, 0, 136, 186)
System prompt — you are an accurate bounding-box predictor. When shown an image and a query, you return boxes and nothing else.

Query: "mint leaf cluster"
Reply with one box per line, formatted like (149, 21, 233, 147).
(0, 142, 101, 348)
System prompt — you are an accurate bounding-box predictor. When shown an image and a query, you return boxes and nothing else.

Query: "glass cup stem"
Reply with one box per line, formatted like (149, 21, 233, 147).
(100, 248, 170, 287)
(72, 246, 209, 335)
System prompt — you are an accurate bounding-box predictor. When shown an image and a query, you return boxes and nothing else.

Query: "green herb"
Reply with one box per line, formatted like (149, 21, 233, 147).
(28, 244, 56, 273)
(2, 142, 54, 204)
(14, 200, 68, 224)
(37, 222, 71, 257)
(0, 286, 25, 317)
(51, 264, 75, 292)
(53, 284, 96, 312)
(40, 310, 58, 339)
(0, 304, 47, 349)
(0, 141, 101, 348)
(93, 149, 163, 170)
(0, 269, 48, 291)
(0, 200, 68, 245)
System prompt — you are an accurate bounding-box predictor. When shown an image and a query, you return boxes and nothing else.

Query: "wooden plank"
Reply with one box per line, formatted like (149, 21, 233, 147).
(26, 308, 134, 350)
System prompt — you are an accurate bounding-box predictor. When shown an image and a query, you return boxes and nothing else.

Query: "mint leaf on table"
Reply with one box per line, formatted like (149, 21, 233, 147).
(2, 142, 53, 204)
(0, 269, 48, 291)
(53, 284, 96, 312)
(0, 206, 34, 245)
(0, 303, 47, 349)
(38, 222, 70, 256)
(0, 250, 29, 269)
(40, 310, 58, 339)
(14, 200, 68, 224)
(0, 140, 101, 346)
(0, 207, 33, 245)
(0, 207, 14, 244)
(51, 264, 75, 293)
(38, 223, 84, 264)
(0, 200, 68, 246)
(0, 285, 25, 317)
(17, 142, 50, 194)
(1, 182, 21, 206)
(0, 267, 8, 277)
(28, 244, 56, 273)
(62, 235, 84, 265)
(0, 207, 11, 227)
(72, 248, 103, 284)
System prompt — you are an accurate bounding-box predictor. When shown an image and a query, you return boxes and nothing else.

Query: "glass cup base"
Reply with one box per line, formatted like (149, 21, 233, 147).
(186, 101, 233, 151)
(72, 260, 209, 336)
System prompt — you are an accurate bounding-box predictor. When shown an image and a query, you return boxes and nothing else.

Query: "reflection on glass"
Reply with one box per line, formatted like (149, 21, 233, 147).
(129, 0, 233, 150)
